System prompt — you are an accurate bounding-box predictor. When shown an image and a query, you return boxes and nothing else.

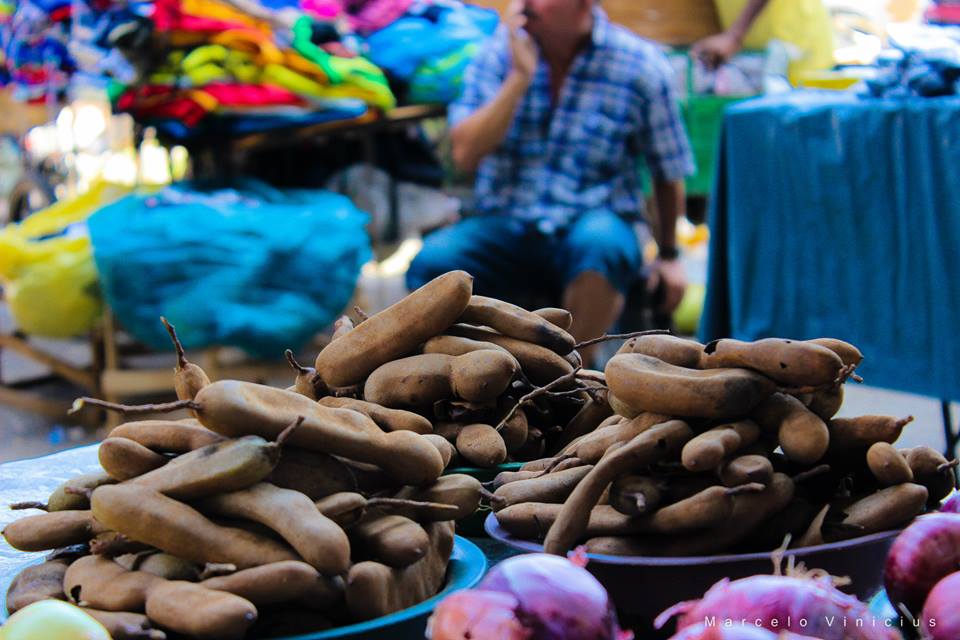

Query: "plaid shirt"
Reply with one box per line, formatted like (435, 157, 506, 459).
(449, 7, 694, 230)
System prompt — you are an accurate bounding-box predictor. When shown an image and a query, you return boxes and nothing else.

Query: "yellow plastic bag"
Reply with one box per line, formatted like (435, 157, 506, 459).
(715, 0, 835, 83)
(0, 182, 131, 337)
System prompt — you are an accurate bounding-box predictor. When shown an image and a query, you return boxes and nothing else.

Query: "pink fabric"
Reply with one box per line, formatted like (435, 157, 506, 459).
(201, 83, 307, 107)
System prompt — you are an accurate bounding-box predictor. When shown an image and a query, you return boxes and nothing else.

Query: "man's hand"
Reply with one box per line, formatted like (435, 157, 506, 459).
(646, 257, 687, 315)
(506, 0, 538, 80)
(692, 31, 743, 70)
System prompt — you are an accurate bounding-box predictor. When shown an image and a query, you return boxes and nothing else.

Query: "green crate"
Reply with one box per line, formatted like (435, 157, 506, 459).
(682, 94, 745, 197)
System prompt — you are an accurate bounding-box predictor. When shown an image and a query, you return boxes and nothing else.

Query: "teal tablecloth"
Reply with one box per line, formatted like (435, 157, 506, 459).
(701, 92, 960, 403)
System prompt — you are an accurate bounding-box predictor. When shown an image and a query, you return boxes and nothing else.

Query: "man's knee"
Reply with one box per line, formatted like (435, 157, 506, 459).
(406, 236, 454, 290)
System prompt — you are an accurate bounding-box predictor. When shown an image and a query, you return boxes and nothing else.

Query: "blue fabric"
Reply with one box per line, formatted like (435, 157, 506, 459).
(406, 209, 642, 300)
(88, 180, 371, 358)
(449, 7, 693, 229)
(701, 91, 960, 401)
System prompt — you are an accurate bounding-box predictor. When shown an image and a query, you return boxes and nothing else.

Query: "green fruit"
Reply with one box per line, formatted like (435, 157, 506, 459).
(0, 600, 110, 640)
(673, 283, 705, 335)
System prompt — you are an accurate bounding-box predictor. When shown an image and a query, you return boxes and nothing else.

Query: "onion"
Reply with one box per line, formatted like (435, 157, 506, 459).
(669, 623, 820, 639)
(427, 590, 533, 640)
(939, 492, 960, 513)
(921, 571, 960, 640)
(884, 513, 960, 613)
(656, 575, 898, 640)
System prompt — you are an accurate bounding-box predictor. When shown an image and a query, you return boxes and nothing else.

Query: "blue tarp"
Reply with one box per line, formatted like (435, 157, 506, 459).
(88, 179, 371, 358)
(701, 91, 960, 401)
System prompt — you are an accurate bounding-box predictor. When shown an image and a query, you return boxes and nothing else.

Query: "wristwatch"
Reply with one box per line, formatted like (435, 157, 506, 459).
(658, 245, 680, 261)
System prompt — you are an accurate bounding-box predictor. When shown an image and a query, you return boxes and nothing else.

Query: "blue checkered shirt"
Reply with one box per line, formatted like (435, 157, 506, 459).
(449, 7, 694, 230)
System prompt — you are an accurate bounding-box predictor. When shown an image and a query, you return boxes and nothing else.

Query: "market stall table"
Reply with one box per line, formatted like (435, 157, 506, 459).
(700, 91, 960, 455)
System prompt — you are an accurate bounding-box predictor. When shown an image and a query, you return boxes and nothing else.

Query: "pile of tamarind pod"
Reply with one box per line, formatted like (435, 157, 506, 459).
(489, 334, 957, 559)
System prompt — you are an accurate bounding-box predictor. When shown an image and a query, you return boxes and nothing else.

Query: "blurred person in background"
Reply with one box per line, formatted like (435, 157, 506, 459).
(694, 0, 835, 83)
(407, 0, 694, 363)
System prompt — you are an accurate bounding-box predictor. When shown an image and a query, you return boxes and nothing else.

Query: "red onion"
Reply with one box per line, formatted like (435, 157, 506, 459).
(939, 492, 960, 513)
(477, 552, 631, 640)
(427, 590, 533, 640)
(670, 624, 819, 639)
(656, 575, 898, 640)
(921, 571, 960, 640)
(884, 513, 960, 613)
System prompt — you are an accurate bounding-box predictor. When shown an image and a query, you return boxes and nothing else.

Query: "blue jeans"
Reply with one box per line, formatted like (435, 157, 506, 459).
(406, 210, 643, 301)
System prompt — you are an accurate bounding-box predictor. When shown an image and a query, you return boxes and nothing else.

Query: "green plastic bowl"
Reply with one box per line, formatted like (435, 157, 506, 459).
(266, 536, 487, 640)
(444, 462, 522, 537)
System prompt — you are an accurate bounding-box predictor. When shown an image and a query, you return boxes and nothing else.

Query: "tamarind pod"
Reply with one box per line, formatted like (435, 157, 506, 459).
(549, 393, 614, 455)
(131, 435, 280, 500)
(81, 609, 166, 640)
(113, 553, 200, 581)
(807, 338, 863, 368)
(717, 454, 774, 487)
(268, 447, 357, 501)
(432, 422, 463, 444)
(5, 559, 69, 614)
(498, 405, 529, 453)
(806, 385, 844, 421)
(366, 498, 460, 522)
(513, 427, 546, 461)
(284, 349, 322, 401)
(751, 393, 830, 465)
(867, 443, 914, 486)
(902, 446, 957, 505)
(605, 354, 776, 420)
(109, 420, 224, 454)
(90, 532, 152, 557)
(99, 438, 169, 481)
(345, 521, 454, 621)
(493, 462, 586, 490)
(40, 472, 117, 512)
(2, 511, 108, 552)
(315, 492, 369, 528)
(609, 475, 663, 516)
(195, 483, 350, 576)
(584, 473, 795, 557)
(616, 335, 705, 369)
(64, 555, 162, 611)
(318, 397, 433, 434)
(837, 483, 928, 537)
(423, 335, 512, 358)
(364, 352, 518, 407)
(459, 295, 576, 355)
(828, 415, 914, 454)
(532, 307, 573, 331)
(736, 495, 820, 552)
(350, 513, 430, 568)
(315, 271, 473, 388)
(701, 338, 845, 387)
(423, 434, 455, 468)
(681, 420, 761, 472)
(607, 393, 641, 419)
(91, 485, 298, 569)
(794, 503, 831, 548)
(572, 412, 672, 464)
(456, 424, 507, 468)
(161, 317, 211, 404)
(447, 324, 574, 386)
(191, 381, 445, 486)
(392, 474, 483, 521)
(339, 458, 396, 494)
(493, 465, 594, 511)
(145, 580, 257, 640)
(200, 561, 325, 607)
(543, 420, 694, 555)
(519, 457, 562, 472)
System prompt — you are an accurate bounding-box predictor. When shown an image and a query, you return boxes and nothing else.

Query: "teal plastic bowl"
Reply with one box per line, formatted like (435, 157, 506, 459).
(267, 536, 487, 640)
(444, 462, 522, 537)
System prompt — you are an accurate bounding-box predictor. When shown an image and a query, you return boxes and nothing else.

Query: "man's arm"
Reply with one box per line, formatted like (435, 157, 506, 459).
(692, 0, 773, 69)
(648, 178, 687, 313)
(450, 2, 538, 174)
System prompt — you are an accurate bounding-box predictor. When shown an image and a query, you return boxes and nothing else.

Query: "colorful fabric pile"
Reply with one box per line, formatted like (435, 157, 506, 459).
(1, 0, 498, 138)
(0, 0, 75, 100)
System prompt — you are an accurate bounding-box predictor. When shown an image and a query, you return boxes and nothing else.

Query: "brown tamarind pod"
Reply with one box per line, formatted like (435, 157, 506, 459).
(2, 510, 108, 552)
(901, 446, 958, 505)
(807, 385, 844, 421)
(318, 396, 433, 434)
(807, 338, 863, 368)
(701, 338, 845, 387)
(90, 532, 152, 557)
(161, 317, 211, 404)
(718, 454, 775, 487)
(751, 393, 830, 465)
(6, 559, 70, 613)
(113, 552, 200, 581)
(456, 424, 507, 468)
(64, 555, 162, 612)
(867, 443, 914, 486)
(459, 295, 576, 355)
(549, 391, 613, 456)
(492, 465, 594, 511)
(497, 400, 530, 453)
(616, 334, 705, 369)
(268, 447, 357, 501)
(422, 335, 513, 358)
(828, 415, 914, 453)
(284, 350, 326, 400)
(532, 307, 573, 331)
(315, 271, 473, 388)
(606, 354, 776, 420)
(82, 609, 166, 640)
(99, 437, 169, 481)
(570, 412, 672, 464)
(350, 513, 430, 568)
(145, 580, 258, 640)
(200, 561, 330, 607)
(423, 434, 455, 468)
(681, 420, 761, 472)
(109, 420, 224, 454)
(447, 324, 575, 386)
(39, 472, 116, 512)
(836, 483, 928, 538)
(364, 352, 518, 407)
(392, 474, 483, 521)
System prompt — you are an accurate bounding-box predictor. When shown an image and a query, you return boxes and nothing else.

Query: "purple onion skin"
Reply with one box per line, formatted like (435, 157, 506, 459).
(922, 571, 960, 640)
(939, 492, 960, 513)
(478, 553, 627, 640)
(884, 513, 960, 613)
(670, 623, 819, 639)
